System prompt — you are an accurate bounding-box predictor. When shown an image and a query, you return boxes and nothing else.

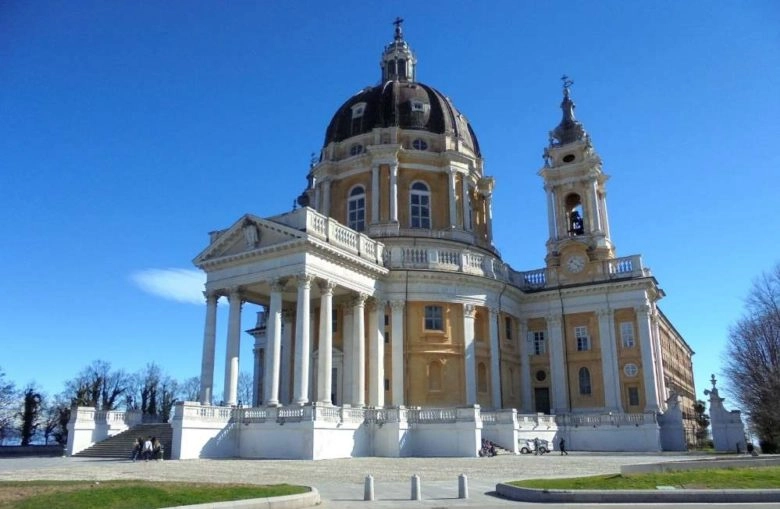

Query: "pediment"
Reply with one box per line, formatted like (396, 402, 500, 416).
(193, 214, 305, 266)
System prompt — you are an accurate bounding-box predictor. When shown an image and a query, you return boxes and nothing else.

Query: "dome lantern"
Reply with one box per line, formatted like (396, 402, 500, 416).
(550, 76, 588, 146)
(380, 17, 416, 82)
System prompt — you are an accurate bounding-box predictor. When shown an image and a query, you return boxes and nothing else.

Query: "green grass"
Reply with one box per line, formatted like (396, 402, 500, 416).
(508, 466, 780, 490)
(0, 480, 308, 509)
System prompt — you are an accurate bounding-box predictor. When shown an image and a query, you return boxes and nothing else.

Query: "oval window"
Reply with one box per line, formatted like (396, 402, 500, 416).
(535, 370, 547, 382)
(350, 144, 364, 156)
(412, 138, 428, 150)
(562, 154, 576, 163)
(623, 363, 638, 377)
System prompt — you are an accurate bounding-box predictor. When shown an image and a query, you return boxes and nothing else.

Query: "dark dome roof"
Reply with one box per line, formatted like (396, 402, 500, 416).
(323, 80, 481, 157)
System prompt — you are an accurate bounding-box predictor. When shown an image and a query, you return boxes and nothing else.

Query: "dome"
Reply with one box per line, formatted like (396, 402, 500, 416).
(323, 82, 481, 157)
(322, 19, 481, 157)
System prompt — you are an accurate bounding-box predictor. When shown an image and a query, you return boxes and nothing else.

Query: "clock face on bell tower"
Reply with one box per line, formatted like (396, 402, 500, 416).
(565, 253, 586, 273)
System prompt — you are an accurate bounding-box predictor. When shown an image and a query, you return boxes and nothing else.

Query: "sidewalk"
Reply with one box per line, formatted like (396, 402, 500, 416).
(1, 453, 776, 508)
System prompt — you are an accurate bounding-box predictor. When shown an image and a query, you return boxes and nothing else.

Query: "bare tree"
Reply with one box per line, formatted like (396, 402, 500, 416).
(0, 367, 17, 445)
(42, 393, 70, 446)
(723, 262, 780, 453)
(180, 376, 201, 403)
(66, 360, 129, 410)
(238, 371, 253, 407)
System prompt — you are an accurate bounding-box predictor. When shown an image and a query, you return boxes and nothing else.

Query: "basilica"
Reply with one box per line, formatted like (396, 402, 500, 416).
(137, 22, 697, 459)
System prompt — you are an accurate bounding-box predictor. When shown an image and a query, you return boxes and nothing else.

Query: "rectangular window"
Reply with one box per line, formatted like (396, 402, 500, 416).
(424, 305, 443, 331)
(530, 331, 546, 355)
(575, 326, 590, 351)
(628, 386, 640, 406)
(504, 316, 512, 340)
(620, 322, 635, 348)
(348, 196, 365, 231)
(410, 193, 430, 228)
(384, 379, 390, 391)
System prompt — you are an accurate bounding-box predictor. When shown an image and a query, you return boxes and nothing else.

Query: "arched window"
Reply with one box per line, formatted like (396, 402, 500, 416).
(410, 181, 431, 229)
(578, 367, 592, 396)
(347, 185, 366, 231)
(428, 361, 442, 391)
(477, 363, 488, 393)
(565, 193, 585, 236)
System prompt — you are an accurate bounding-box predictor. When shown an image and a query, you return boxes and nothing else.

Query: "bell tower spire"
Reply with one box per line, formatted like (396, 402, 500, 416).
(539, 78, 615, 279)
(380, 17, 417, 82)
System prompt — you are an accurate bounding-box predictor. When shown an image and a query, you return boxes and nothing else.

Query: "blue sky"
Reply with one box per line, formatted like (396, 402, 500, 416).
(1, 1, 778, 408)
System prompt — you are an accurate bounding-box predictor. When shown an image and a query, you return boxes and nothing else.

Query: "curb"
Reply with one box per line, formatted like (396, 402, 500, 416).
(161, 487, 320, 509)
(495, 483, 780, 503)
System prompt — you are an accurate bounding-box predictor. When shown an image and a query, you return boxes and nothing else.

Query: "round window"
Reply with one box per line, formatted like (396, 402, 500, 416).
(350, 144, 364, 156)
(412, 138, 428, 150)
(623, 363, 638, 377)
(562, 154, 575, 163)
(535, 370, 547, 382)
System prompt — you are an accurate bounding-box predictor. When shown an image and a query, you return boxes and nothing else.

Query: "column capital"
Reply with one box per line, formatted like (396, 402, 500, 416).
(464, 303, 477, 319)
(350, 292, 368, 308)
(597, 307, 614, 318)
(317, 279, 337, 295)
(203, 290, 220, 303)
(634, 303, 652, 316)
(546, 313, 562, 327)
(389, 300, 405, 311)
(488, 307, 500, 317)
(366, 297, 383, 312)
(270, 278, 287, 293)
(296, 273, 315, 288)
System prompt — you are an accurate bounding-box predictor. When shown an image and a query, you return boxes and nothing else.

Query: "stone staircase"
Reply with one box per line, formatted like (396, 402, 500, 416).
(74, 423, 173, 460)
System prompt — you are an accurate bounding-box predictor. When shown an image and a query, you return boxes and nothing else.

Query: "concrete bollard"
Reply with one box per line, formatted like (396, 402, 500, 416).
(458, 473, 468, 499)
(364, 474, 375, 501)
(411, 474, 421, 500)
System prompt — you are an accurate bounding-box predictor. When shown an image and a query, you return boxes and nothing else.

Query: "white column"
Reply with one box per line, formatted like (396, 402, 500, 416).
(293, 274, 313, 405)
(371, 164, 380, 224)
(448, 168, 458, 228)
(252, 344, 263, 406)
(601, 191, 611, 238)
(485, 193, 494, 243)
(264, 280, 284, 406)
(518, 319, 533, 413)
(317, 280, 336, 404)
(390, 300, 405, 405)
(463, 304, 477, 405)
(322, 178, 331, 218)
(591, 180, 603, 232)
(389, 162, 398, 222)
(199, 291, 219, 404)
(223, 289, 243, 406)
(461, 177, 470, 230)
(547, 314, 568, 413)
(368, 299, 385, 407)
(636, 304, 660, 412)
(545, 185, 557, 241)
(598, 308, 622, 412)
(651, 308, 668, 407)
(342, 305, 354, 404)
(351, 293, 367, 406)
(488, 307, 501, 408)
(279, 310, 294, 404)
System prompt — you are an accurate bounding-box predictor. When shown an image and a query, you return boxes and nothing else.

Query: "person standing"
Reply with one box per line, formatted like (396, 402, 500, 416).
(533, 437, 540, 456)
(559, 437, 568, 455)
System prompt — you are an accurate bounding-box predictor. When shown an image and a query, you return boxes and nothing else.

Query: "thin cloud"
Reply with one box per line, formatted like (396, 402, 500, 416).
(131, 268, 205, 305)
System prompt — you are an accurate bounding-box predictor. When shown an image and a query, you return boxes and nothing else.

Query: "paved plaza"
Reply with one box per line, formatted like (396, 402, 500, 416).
(0, 453, 776, 508)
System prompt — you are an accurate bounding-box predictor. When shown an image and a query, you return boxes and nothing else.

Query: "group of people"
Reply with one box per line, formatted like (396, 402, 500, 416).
(131, 436, 163, 461)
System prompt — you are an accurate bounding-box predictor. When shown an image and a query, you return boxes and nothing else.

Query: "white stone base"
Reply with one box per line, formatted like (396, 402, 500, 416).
(165, 404, 680, 460)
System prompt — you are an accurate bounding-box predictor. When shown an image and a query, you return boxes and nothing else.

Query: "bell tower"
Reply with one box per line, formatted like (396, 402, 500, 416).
(539, 77, 614, 280)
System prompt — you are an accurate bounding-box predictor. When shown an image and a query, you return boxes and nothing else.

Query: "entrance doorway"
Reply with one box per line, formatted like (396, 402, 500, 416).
(534, 387, 550, 414)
